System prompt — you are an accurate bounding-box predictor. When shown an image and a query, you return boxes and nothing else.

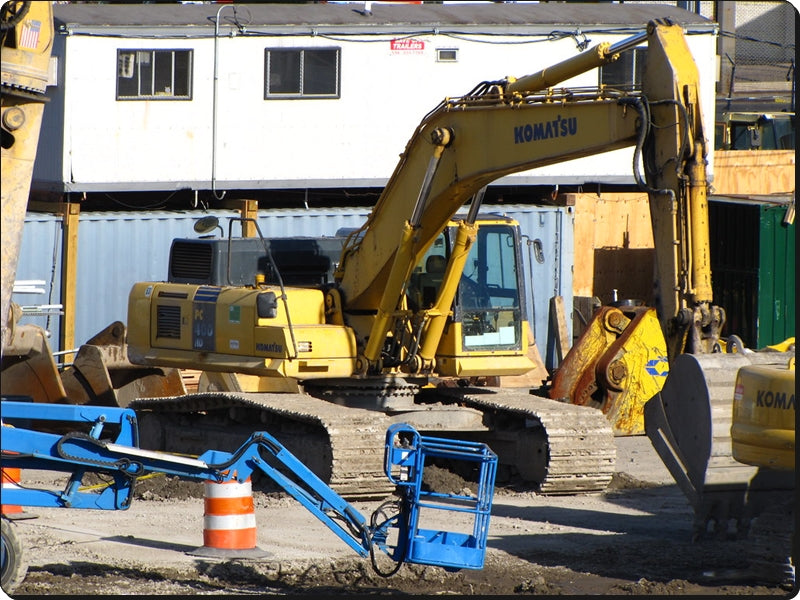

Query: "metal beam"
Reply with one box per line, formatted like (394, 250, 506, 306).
(60, 202, 80, 360)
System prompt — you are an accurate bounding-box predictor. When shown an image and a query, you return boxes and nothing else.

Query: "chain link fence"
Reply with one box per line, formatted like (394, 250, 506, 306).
(712, 1, 794, 111)
(730, 1, 794, 65)
(627, 1, 794, 110)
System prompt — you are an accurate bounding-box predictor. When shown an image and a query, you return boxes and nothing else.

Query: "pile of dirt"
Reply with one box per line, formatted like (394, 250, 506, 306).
(133, 473, 205, 501)
(421, 463, 477, 495)
(606, 471, 660, 490)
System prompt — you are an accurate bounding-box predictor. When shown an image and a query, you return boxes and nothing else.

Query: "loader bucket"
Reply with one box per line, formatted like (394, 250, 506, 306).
(644, 351, 795, 539)
(0, 322, 68, 404)
(59, 321, 187, 407)
(1, 319, 185, 408)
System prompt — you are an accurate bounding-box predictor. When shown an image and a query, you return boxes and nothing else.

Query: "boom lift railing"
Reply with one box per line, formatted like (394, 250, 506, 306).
(0, 400, 497, 574)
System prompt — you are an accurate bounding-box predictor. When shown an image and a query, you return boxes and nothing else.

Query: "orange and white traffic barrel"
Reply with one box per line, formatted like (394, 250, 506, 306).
(1, 467, 24, 518)
(188, 477, 270, 558)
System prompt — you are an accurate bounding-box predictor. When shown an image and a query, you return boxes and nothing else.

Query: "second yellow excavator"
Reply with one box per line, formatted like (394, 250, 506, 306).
(729, 356, 794, 588)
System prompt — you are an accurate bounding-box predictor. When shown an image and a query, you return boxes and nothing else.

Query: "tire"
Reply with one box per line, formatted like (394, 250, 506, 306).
(1, 517, 27, 594)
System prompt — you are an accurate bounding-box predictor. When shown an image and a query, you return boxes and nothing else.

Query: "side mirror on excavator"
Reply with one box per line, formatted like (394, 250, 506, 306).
(194, 215, 224, 237)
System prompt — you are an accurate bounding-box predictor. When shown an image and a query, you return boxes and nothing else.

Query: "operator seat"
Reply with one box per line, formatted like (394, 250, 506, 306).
(420, 254, 447, 308)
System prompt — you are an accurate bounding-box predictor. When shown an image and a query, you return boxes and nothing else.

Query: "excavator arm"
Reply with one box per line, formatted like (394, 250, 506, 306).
(334, 21, 716, 374)
(632, 29, 794, 544)
(546, 23, 720, 435)
(638, 23, 720, 359)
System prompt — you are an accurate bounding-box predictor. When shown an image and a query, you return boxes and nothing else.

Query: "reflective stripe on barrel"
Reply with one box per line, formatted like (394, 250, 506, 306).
(202, 478, 257, 550)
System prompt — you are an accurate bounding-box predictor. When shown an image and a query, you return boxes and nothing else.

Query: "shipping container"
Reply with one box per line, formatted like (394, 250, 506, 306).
(13, 205, 572, 366)
(709, 197, 795, 349)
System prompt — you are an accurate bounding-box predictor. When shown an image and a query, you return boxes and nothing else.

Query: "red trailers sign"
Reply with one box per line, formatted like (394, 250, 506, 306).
(390, 38, 425, 54)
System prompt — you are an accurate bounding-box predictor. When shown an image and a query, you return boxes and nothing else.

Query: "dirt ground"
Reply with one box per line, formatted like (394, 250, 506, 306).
(2, 435, 795, 597)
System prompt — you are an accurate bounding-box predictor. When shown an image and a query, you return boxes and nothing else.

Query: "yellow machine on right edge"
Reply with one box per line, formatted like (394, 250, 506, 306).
(729, 356, 795, 588)
(645, 341, 795, 587)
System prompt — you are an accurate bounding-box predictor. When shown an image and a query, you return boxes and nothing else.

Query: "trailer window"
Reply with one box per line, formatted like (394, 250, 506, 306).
(265, 48, 340, 99)
(117, 49, 192, 100)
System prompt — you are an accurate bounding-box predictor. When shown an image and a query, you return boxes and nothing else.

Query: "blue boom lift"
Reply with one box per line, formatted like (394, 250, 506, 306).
(0, 399, 497, 591)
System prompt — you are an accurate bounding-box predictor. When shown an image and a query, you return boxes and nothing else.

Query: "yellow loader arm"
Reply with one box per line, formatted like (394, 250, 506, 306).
(1, 1, 54, 353)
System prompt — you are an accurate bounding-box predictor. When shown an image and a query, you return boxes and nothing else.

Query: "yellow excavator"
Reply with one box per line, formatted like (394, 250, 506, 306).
(116, 20, 790, 501)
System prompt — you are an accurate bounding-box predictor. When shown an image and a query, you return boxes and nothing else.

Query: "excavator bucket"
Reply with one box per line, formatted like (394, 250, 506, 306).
(549, 305, 668, 435)
(1, 320, 68, 404)
(59, 321, 186, 407)
(644, 350, 795, 538)
(0, 318, 185, 408)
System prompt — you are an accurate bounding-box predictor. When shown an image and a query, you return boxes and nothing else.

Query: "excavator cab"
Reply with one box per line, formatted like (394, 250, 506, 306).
(405, 215, 532, 378)
(457, 221, 523, 349)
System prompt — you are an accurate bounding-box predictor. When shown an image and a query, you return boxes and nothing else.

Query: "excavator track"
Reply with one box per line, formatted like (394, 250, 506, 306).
(132, 386, 617, 499)
(131, 392, 396, 499)
(746, 500, 796, 589)
(432, 387, 617, 495)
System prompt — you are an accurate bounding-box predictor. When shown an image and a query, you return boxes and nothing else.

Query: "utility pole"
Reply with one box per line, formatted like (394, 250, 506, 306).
(715, 1, 736, 104)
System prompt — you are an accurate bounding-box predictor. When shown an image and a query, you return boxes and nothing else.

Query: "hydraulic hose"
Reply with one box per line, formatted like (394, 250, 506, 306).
(368, 499, 406, 577)
(0, 1, 30, 32)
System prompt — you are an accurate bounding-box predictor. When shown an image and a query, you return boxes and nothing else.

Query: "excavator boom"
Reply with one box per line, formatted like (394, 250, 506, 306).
(337, 29, 651, 319)
(336, 21, 718, 376)
(342, 97, 641, 366)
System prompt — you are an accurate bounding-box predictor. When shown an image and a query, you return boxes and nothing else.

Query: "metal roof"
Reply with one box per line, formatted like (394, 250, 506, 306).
(54, 2, 715, 37)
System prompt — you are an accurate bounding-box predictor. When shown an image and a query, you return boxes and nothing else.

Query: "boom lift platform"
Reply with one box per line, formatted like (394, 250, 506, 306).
(0, 399, 497, 591)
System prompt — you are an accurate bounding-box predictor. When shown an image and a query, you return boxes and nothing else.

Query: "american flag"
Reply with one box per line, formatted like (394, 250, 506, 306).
(19, 19, 41, 51)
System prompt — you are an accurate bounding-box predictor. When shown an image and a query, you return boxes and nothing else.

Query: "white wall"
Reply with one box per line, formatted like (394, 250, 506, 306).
(36, 27, 718, 192)
(63, 36, 214, 187)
